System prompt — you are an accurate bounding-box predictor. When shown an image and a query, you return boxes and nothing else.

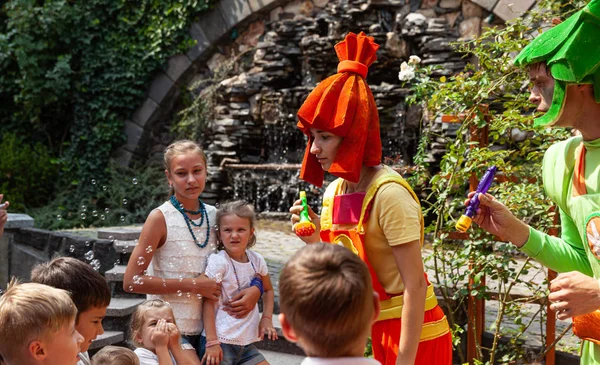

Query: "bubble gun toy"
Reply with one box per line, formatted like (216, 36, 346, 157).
(455, 166, 498, 232)
(295, 191, 316, 237)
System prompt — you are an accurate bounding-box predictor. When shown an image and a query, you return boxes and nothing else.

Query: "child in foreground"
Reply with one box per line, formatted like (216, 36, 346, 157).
(202, 201, 277, 365)
(130, 299, 195, 365)
(0, 281, 84, 365)
(31, 257, 111, 365)
(279, 243, 382, 365)
(92, 346, 139, 365)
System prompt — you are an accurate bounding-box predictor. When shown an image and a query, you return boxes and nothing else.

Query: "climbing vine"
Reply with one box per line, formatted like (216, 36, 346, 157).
(0, 0, 214, 226)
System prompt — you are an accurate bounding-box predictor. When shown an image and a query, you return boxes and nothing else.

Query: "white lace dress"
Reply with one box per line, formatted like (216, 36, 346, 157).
(202, 250, 268, 345)
(147, 201, 217, 335)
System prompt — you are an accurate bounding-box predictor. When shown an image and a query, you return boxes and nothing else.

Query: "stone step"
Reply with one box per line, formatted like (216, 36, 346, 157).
(103, 297, 146, 341)
(114, 239, 137, 254)
(98, 227, 142, 241)
(260, 349, 305, 364)
(105, 264, 127, 282)
(89, 331, 125, 350)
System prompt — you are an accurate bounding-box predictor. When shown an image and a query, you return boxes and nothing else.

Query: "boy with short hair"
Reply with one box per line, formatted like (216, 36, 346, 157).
(278, 243, 381, 364)
(31, 257, 112, 365)
(0, 281, 84, 365)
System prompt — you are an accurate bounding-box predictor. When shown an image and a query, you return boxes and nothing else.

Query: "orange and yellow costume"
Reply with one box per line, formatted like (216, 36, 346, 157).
(297, 32, 452, 365)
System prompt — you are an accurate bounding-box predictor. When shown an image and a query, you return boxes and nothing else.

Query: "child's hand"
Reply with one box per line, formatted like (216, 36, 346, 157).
(166, 322, 181, 348)
(151, 319, 170, 348)
(195, 274, 222, 301)
(201, 344, 222, 365)
(259, 317, 278, 341)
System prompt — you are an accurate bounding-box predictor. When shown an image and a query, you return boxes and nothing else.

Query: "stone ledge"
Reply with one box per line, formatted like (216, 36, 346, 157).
(98, 227, 142, 241)
(89, 331, 125, 350)
(5, 214, 35, 229)
(105, 264, 127, 282)
(106, 297, 146, 317)
(114, 240, 138, 254)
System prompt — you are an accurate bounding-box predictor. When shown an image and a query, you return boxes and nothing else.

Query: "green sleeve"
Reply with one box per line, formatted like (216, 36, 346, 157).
(520, 208, 593, 276)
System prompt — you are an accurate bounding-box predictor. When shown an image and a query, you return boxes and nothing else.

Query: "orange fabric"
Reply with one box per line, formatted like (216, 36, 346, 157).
(371, 307, 453, 365)
(573, 310, 600, 345)
(297, 32, 382, 187)
(573, 142, 587, 197)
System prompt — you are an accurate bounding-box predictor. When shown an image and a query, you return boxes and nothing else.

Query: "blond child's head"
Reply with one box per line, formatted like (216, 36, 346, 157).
(278, 243, 379, 357)
(91, 346, 139, 365)
(130, 299, 177, 351)
(215, 200, 257, 251)
(0, 280, 83, 365)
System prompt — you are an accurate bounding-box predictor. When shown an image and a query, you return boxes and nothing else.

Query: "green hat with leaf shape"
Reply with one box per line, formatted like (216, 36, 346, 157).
(514, 0, 600, 126)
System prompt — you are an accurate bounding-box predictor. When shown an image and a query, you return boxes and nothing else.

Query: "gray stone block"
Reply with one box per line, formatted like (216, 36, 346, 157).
(124, 120, 144, 152)
(113, 147, 134, 167)
(0, 232, 13, 287)
(93, 239, 119, 275)
(248, 0, 278, 12)
(218, 0, 253, 28)
(15, 227, 52, 252)
(106, 297, 146, 317)
(105, 264, 127, 283)
(493, 0, 534, 21)
(114, 240, 138, 254)
(132, 98, 160, 128)
(147, 72, 175, 106)
(5, 213, 34, 229)
(88, 331, 125, 350)
(166, 54, 193, 83)
(187, 23, 212, 62)
(10, 243, 47, 280)
(195, 10, 229, 44)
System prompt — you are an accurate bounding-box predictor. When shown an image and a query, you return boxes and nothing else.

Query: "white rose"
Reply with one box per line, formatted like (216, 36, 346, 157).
(398, 69, 416, 81)
(400, 61, 409, 72)
(408, 55, 421, 65)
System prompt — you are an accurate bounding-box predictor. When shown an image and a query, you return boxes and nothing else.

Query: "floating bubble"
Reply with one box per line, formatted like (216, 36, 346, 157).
(145, 246, 153, 254)
(114, 261, 121, 267)
(186, 292, 191, 298)
(215, 202, 220, 208)
(162, 279, 167, 287)
(69, 245, 75, 253)
(85, 241, 91, 247)
(57, 214, 62, 221)
(122, 199, 128, 205)
(81, 205, 87, 212)
(90, 259, 101, 271)
(108, 235, 115, 242)
(100, 214, 106, 220)
(137, 257, 146, 266)
(132, 178, 138, 185)
(92, 210, 98, 217)
(177, 290, 183, 297)
(102, 185, 107, 191)
(105, 208, 110, 214)
(133, 275, 144, 285)
(192, 279, 196, 285)
(120, 215, 125, 222)
(91, 179, 97, 185)
(178, 277, 183, 282)
(84, 250, 94, 260)
(128, 285, 134, 292)
(214, 273, 223, 283)
(80, 213, 86, 220)
(197, 294, 203, 300)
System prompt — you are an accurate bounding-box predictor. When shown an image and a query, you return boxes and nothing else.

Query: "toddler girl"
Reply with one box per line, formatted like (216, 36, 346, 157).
(202, 201, 277, 365)
(130, 299, 195, 365)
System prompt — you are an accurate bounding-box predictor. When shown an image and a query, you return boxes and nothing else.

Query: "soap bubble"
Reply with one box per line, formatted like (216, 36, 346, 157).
(128, 285, 134, 292)
(92, 210, 98, 217)
(133, 275, 144, 285)
(132, 178, 138, 185)
(100, 214, 106, 220)
(197, 294, 203, 300)
(102, 185, 107, 191)
(214, 273, 223, 283)
(137, 257, 146, 266)
(85, 241, 91, 247)
(145, 246, 153, 254)
(81, 205, 87, 212)
(80, 213, 87, 220)
(91, 179, 97, 185)
(57, 215, 62, 221)
(105, 208, 110, 214)
(90, 259, 101, 271)
(177, 290, 183, 297)
(120, 215, 125, 222)
(84, 250, 94, 260)
(69, 245, 75, 253)
(122, 199, 128, 205)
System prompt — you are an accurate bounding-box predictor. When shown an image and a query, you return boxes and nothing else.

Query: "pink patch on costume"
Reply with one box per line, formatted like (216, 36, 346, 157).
(332, 192, 366, 224)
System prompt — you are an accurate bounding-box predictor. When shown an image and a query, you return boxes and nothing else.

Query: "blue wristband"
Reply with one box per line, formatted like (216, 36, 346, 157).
(250, 276, 264, 296)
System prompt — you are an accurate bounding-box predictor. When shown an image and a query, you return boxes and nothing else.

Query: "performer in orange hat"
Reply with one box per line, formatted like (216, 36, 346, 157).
(289, 32, 452, 365)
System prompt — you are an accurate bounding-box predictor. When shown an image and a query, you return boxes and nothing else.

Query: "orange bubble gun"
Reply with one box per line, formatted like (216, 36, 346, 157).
(295, 191, 316, 236)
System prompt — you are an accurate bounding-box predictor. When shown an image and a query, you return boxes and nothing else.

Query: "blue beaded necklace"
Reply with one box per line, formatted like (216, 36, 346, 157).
(169, 195, 210, 248)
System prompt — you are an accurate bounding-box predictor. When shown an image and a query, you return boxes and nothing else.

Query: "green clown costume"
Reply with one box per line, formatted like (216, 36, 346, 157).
(514, 0, 600, 362)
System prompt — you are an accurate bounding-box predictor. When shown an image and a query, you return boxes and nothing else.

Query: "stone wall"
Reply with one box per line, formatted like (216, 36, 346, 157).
(117, 0, 539, 209)
(0, 214, 117, 288)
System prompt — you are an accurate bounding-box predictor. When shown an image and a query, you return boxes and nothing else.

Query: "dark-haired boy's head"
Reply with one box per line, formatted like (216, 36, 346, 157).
(278, 243, 379, 357)
(31, 257, 111, 353)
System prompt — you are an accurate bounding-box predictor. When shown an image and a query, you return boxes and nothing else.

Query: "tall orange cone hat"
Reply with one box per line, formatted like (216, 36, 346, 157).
(297, 32, 381, 187)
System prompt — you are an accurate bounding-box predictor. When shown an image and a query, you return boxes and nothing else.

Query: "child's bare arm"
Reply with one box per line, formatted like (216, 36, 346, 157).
(201, 298, 223, 364)
(153, 319, 175, 365)
(259, 274, 278, 340)
(166, 323, 199, 365)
